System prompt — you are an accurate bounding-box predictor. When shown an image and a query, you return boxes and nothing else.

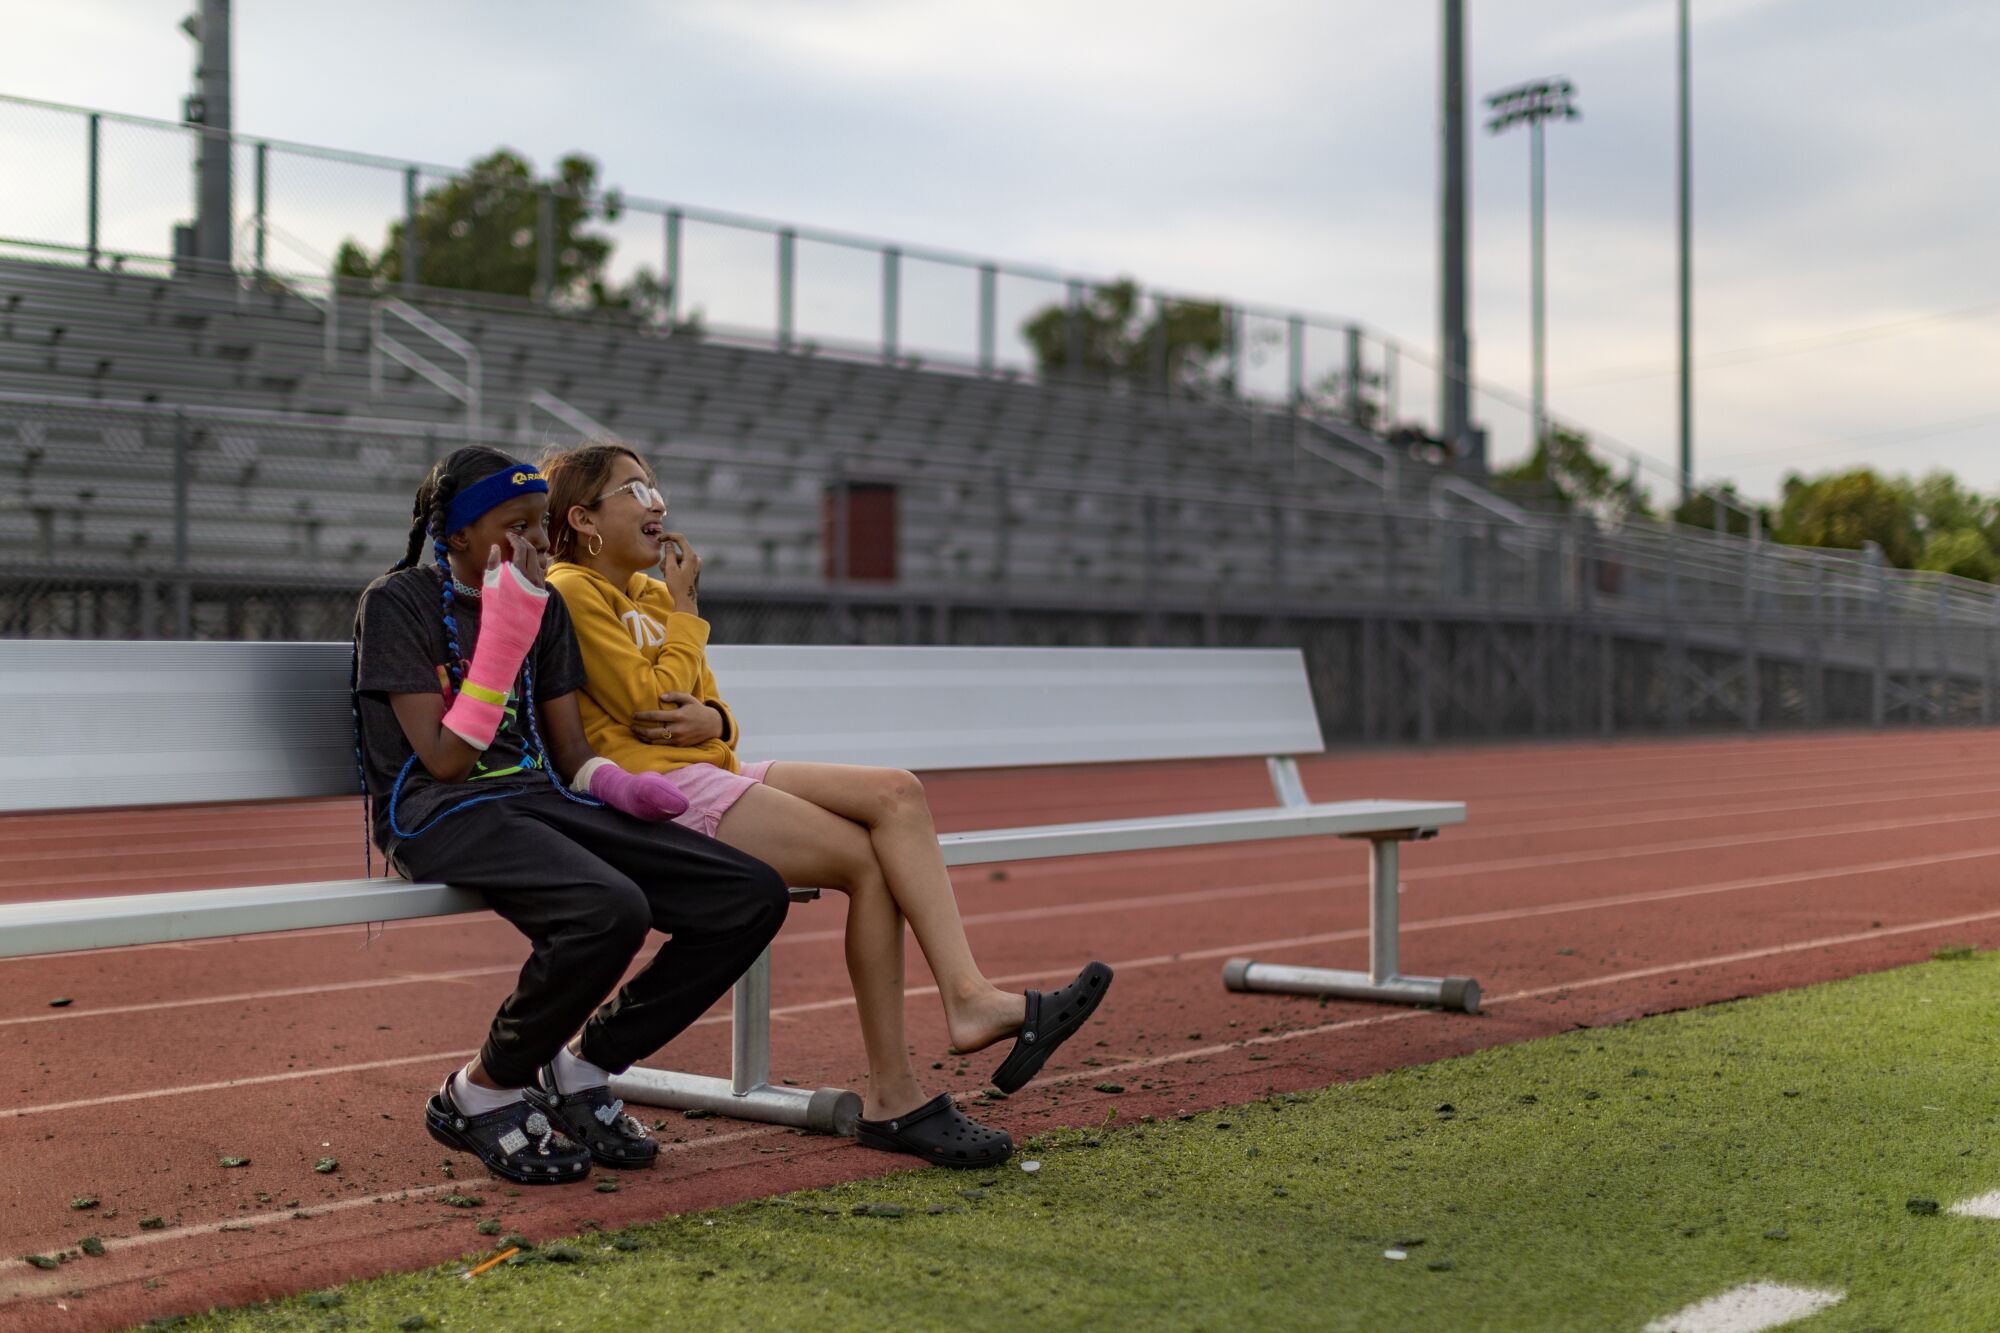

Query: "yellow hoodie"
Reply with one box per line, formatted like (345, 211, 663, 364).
(545, 562, 740, 775)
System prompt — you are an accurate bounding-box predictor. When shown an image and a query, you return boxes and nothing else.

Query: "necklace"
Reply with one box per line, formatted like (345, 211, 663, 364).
(434, 565, 481, 599)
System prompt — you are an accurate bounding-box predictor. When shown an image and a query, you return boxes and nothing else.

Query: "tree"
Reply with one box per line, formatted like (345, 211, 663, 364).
(1672, 482, 1769, 537)
(1491, 426, 1650, 520)
(1772, 468, 1919, 568)
(1916, 527, 2000, 581)
(335, 149, 673, 317)
(1021, 278, 1227, 392)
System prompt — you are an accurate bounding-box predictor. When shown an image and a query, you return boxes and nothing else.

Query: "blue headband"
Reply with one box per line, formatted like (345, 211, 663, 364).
(443, 463, 549, 535)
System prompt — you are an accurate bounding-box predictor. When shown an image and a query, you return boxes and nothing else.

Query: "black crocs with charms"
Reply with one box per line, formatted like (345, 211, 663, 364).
(854, 1093, 1014, 1168)
(424, 1079, 592, 1185)
(525, 1063, 659, 1169)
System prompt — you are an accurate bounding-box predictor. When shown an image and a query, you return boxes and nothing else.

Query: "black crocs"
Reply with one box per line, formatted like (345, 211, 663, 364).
(424, 1079, 592, 1185)
(525, 1062, 659, 1169)
(989, 960, 1114, 1094)
(854, 1093, 1013, 1168)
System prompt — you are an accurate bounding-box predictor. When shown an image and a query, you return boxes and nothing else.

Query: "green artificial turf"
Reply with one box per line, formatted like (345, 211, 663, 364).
(158, 953, 2000, 1331)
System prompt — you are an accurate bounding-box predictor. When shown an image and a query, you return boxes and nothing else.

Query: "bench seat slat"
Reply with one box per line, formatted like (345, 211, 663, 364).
(938, 799, 1466, 865)
(0, 879, 483, 960)
(0, 801, 1463, 959)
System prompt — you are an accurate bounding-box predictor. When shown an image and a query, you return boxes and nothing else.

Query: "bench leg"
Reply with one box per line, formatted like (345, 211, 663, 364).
(1222, 834, 1481, 1014)
(608, 943, 864, 1136)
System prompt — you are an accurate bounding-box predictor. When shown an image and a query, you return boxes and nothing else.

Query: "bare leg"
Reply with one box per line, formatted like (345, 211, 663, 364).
(710, 783, 931, 1120)
(762, 762, 1025, 1054)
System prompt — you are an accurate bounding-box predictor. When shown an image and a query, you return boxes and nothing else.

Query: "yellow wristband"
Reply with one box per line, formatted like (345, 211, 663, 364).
(459, 680, 509, 708)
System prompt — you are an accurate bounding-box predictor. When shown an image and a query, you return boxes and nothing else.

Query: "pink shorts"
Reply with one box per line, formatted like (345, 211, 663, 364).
(668, 760, 775, 839)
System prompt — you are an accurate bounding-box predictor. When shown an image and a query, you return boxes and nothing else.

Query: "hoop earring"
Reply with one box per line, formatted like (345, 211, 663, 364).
(587, 532, 603, 558)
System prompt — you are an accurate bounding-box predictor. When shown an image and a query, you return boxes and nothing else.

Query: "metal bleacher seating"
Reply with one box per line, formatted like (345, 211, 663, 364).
(0, 257, 1452, 603)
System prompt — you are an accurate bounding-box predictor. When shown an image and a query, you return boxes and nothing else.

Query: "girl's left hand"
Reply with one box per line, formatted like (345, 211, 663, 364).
(631, 691, 724, 746)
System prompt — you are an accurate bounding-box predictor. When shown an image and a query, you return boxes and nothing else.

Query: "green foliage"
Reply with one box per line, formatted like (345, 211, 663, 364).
(335, 149, 681, 323)
(1021, 278, 1227, 391)
(1758, 467, 2000, 581)
(1916, 527, 2000, 581)
(1773, 468, 1919, 566)
(1491, 426, 1650, 520)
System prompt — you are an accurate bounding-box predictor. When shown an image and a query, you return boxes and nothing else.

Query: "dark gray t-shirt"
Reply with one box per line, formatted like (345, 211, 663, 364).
(353, 565, 587, 854)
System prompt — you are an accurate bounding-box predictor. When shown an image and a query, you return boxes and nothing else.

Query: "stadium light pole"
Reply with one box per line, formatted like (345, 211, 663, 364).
(1485, 78, 1578, 453)
(1677, 0, 1693, 503)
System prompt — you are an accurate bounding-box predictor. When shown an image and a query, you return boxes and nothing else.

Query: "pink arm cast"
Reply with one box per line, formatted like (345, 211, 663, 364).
(439, 561, 549, 750)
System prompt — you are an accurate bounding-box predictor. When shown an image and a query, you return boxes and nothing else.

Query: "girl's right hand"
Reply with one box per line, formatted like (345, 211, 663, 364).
(660, 531, 701, 607)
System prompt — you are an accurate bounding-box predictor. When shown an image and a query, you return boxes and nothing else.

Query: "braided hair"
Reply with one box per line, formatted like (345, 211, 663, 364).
(351, 447, 595, 871)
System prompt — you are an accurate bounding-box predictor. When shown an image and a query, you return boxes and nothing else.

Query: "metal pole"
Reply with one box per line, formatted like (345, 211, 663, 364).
(1345, 324, 1365, 422)
(1440, 0, 1471, 457)
(401, 166, 419, 295)
(1287, 315, 1304, 406)
(253, 140, 267, 278)
(1369, 839, 1401, 983)
(1065, 279, 1085, 376)
(1872, 546, 1888, 727)
(194, 0, 233, 272)
(664, 208, 682, 325)
(1530, 116, 1546, 447)
(881, 246, 900, 363)
(172, 414, 191, 638)
(977, 263, 997, 373)
(536, 186, 556, 302)
(1677, 0, 1694, 502)
(86, 113, 100, 269)
(1226, 306, 1244, 396)
(777, 228, 796, 351)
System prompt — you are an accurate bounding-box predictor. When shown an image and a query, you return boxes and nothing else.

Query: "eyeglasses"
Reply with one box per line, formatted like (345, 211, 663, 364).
(593, 479, 666, 510)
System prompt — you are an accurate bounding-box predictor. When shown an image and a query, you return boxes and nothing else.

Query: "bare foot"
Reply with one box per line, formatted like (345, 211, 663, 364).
(945, 990, 1028, 1056)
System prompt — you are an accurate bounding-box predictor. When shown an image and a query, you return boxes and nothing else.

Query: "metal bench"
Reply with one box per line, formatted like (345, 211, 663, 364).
(0, 640, 1471, 1137)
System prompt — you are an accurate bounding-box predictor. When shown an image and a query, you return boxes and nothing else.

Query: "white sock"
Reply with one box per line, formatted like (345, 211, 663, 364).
(450, 1065, 524, 1115)
(551, 1044, 611, 1093)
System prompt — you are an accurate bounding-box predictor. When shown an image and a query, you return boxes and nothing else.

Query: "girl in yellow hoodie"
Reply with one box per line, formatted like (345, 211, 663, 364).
(540, 443, 1110, 1168)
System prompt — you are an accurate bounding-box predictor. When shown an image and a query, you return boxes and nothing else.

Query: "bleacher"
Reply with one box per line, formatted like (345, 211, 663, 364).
(0, 257, 1470, 604)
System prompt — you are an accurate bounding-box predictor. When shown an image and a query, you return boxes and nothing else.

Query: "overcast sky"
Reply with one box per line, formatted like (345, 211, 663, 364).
(4, 0, 1996, 503)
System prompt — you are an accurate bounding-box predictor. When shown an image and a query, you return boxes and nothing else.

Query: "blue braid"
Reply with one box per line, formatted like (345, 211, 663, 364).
(434, 538, 465, 692)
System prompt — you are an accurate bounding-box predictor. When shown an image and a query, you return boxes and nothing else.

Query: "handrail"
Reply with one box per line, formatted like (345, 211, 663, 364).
(370, 298, 481, 435)
(235, 216, 339, 366)
(525, 388, 612, 440)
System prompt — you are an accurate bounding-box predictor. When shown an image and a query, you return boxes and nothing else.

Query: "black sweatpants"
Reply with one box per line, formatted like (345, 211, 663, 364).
(390, 788, 789, 1088)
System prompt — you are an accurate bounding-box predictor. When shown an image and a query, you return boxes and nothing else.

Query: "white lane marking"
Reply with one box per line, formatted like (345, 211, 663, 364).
(17, 894, 2000, 1122)
(16, 802, 2000, 1027)
(1021, 904, 2000, 1088)
(1949, 1191, 2000, 1218)
(14, 766, 2000, 969)
(1643, 1281, 1844, 1332)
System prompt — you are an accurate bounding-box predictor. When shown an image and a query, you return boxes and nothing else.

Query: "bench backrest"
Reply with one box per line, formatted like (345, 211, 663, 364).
(0, 640, 1324, 814)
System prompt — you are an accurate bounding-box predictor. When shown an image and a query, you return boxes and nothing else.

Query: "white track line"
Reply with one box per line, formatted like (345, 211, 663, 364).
(1023, 902, 2000, 1089)
(1949, 1191, 2000, 1219)
(16, 894, 2000, 1121)
(1643, 1282, 1844, 1332)
(9, 791, 1998, 978)
(13, 900, 1987, 1301)
(14, 833, 2000, 1035)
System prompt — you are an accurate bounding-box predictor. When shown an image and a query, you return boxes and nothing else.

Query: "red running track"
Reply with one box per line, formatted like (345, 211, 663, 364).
(7, 728, 2000, 1330)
